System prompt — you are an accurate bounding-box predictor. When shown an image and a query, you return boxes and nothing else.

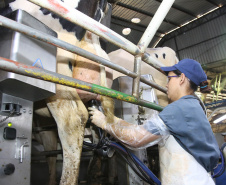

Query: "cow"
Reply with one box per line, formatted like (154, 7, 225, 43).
(1, 0, 114, 185)
(108, 47, 179, 107)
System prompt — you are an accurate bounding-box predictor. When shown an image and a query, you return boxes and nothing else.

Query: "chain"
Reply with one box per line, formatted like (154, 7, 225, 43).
(0, 109, 15, 124)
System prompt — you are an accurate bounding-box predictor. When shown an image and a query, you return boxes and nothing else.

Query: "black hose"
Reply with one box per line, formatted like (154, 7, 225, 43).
(114, 147, 151, 184)
(83, 139, 158, 184)
(83, 141, 97, 150)
(125, 147, 156, 185)
(96, 128, 104, 148)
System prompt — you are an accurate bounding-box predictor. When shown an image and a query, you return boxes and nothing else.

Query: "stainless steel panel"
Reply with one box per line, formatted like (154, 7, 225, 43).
(0, 93, 33, 185)
(0, 9, 57, 101)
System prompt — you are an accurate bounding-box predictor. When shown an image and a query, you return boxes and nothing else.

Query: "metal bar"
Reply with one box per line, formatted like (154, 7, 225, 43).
(137, 0, 175, 52)
(132, 56, 142, 98)
(142, 52, 166, 72)
(116, 1, 179, 27)
(0, 15, 167, 94)
(28, 0, 166, 72)
(32, 150, 93, 159)
(32, 150, 62, 156)
(33, 125, 57, 132)
(139, 76, 167, 93)
(112, 15, 165, 35)
(0, 57, 164, 111)
(28, 0, 139, 55)
(0, 16, 134, 77)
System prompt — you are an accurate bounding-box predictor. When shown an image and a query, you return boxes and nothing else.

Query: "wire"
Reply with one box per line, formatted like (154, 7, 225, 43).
(0, 109, 15, 124)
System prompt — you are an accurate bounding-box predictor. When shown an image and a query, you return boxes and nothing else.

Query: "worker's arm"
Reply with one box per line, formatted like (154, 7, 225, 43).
(88, 107, 169, 149)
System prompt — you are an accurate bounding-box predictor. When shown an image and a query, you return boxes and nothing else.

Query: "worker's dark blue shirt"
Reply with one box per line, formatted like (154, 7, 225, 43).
(159, 95, 220, 172)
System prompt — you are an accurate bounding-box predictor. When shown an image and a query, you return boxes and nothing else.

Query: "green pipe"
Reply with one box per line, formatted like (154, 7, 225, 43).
(91, 84, 163, 111)
(0, 57, 164, 111)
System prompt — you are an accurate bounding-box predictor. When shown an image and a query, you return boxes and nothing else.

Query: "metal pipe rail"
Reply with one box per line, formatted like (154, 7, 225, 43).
(0, 15, 167, 94)
(137, 0, 175, 53)
(0, 57, 164, 111)
(0, 0, 174, 111)
(27, 0, 174, 98)
(28, 0, 173, 72)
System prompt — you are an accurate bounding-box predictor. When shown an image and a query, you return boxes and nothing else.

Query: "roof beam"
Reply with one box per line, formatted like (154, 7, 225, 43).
(205, 0, 220, 7)
(211, 122, 226, 133)
(115, 2, 180, 27)
(157, 5, 226, 47)
(111, 20, 161, 38)
(156, 0, 197, 18)
(111, 15, 165, 34)
(111, 17, 146, 33)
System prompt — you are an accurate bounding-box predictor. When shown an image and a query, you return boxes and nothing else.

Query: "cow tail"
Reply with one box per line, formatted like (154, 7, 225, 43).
(88, 30, 115, 124)
(99, 65, 115, 123)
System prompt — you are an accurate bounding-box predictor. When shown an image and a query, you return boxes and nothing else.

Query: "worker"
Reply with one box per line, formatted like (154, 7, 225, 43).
(89, 58, 220, 185)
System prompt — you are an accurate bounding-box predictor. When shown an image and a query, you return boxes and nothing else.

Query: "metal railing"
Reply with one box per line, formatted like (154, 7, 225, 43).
(0, 0, 175, 111)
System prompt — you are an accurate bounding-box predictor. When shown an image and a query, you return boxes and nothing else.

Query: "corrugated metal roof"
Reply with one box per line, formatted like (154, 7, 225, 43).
(109, 0, 226, 52)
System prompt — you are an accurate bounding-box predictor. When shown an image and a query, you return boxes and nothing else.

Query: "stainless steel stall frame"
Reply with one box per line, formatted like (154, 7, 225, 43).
(0, 0, 175, 110)
(28, 0, 174, 98)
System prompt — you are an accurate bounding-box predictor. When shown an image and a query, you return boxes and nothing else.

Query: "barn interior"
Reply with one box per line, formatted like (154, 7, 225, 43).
(0, 0, 226, 185)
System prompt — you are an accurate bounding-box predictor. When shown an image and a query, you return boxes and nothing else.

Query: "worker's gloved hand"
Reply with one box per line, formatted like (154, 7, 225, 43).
(88, 107, 107, 129)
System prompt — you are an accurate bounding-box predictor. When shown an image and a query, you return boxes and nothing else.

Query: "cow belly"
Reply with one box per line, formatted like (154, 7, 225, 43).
(73, 32, 113, 103)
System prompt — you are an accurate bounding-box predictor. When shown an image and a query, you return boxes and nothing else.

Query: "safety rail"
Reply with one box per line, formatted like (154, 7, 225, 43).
(0, 57, 163, 111)
(28, 0, 174, 98)
(0, 16, 166, 94)
(0, 0, 175, 111)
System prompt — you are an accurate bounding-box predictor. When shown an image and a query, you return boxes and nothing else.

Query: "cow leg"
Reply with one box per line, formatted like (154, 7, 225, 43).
(47, 93, 88, 185)
(45, 31, 88, 184)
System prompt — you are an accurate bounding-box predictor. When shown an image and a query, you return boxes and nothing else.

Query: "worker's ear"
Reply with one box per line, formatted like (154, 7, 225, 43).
(179, 73, 186, 85)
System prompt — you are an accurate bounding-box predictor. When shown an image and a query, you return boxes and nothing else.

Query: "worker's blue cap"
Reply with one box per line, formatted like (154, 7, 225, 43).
(160, 58, 207, 86)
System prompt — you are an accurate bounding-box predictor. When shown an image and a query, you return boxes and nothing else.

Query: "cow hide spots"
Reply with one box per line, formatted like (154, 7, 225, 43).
(108, 47, 179, 107)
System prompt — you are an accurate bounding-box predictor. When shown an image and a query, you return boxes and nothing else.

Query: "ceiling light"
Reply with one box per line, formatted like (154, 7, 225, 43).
(213, 114, 226, 124)
(122, 28, 131, 35)
(131, 18, 141, 24)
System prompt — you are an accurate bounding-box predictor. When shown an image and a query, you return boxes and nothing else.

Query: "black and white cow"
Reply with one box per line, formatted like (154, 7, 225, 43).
(0, 0, 113, 184)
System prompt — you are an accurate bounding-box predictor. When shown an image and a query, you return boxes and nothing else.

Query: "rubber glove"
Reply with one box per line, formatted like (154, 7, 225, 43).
(88, 107, 168, 149)
(88, 107, 108, 129)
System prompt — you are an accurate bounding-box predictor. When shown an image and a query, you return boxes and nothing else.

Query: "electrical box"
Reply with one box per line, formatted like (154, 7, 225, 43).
(0, 93, 33, 185)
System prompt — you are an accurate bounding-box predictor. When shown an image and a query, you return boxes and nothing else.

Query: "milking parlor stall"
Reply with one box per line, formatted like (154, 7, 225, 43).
(0, 0, 224, 185)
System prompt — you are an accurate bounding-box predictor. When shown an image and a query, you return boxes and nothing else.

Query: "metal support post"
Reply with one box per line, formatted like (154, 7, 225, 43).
(137, 0, 175, 52)
(132, 56, 142, 98)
